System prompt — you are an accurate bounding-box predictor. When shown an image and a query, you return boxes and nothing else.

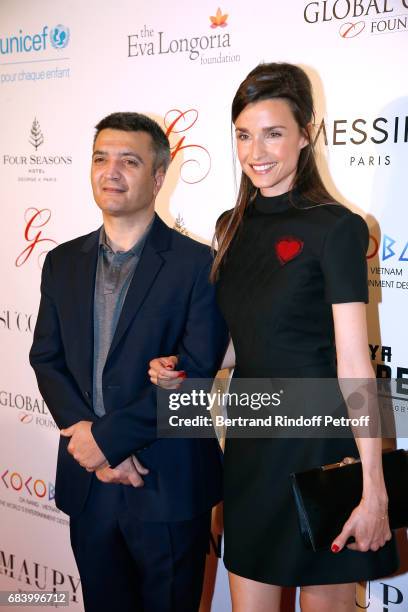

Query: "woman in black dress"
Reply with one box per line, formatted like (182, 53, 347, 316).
(149, 63, 399, 611)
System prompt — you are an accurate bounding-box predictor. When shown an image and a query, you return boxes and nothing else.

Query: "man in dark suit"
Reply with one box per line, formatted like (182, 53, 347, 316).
(29, 112, 228, 612)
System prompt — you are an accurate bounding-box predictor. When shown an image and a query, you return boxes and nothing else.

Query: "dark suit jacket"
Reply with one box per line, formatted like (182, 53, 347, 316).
(29, 214, 229, 520)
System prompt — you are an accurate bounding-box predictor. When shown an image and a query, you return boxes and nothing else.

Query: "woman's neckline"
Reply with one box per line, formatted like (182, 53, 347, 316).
(253, 189, 298, 214)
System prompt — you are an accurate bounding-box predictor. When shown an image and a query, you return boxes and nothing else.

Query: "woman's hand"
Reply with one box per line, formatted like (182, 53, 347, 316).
(331, 495, 392, 553)
(148, 355, 186, 389)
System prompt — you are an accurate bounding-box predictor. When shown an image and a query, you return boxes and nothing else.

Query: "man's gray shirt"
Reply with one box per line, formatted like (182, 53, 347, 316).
(93, 224, 151, 417)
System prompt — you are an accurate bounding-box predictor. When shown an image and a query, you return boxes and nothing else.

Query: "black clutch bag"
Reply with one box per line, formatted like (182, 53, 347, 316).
(290, 449, 408, 552)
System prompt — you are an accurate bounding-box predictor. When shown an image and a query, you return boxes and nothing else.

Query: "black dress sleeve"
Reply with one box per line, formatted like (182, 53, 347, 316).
(321, 212, 369, 304)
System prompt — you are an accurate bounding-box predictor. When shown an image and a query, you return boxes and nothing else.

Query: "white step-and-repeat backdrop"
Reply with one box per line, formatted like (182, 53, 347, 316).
(0, 1, 407, 610)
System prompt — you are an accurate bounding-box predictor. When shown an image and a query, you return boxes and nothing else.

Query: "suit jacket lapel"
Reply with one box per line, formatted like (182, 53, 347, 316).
(76, 229, 100, 388)
(106, 214, 172, 361)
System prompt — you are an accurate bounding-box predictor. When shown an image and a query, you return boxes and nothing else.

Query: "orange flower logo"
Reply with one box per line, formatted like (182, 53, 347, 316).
(210, 8, 228, 28)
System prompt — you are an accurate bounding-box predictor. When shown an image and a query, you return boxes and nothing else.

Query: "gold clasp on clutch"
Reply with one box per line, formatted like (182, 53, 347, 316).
(322, 456, 357, 470)
(340, 456, 357, 466)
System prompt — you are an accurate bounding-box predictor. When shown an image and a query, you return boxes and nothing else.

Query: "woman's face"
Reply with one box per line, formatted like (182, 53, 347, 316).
(234, 98, 308, 197)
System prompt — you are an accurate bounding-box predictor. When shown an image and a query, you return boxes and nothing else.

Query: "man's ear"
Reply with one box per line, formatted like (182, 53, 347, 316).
(153, 168, 166, 197)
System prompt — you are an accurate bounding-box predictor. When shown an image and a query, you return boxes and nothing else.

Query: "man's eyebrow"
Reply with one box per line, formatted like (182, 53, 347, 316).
(120, 151, 144, 163)
(92, 150, 144, 163)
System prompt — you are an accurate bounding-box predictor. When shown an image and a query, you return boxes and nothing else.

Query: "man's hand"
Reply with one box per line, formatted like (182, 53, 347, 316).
(95, 455, 149, 487)
(61, 421, 107, 471)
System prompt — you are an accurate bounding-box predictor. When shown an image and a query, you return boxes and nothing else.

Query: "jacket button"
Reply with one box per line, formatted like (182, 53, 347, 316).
(84, 391, 91, 399)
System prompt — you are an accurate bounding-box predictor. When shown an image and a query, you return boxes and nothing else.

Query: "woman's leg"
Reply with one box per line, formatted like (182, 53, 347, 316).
(300, 583, 356, 612)
(229, 572, 282, 612)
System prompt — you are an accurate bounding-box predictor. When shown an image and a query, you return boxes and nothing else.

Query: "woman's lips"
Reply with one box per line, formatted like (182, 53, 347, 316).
(250, 162, 277, 174)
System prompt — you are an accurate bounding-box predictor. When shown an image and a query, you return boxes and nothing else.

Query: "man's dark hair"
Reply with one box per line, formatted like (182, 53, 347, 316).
(94, 112, 171, 173)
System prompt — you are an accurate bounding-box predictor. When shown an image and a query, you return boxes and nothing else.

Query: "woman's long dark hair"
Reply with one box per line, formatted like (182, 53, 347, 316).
(211, 62, 334, 282)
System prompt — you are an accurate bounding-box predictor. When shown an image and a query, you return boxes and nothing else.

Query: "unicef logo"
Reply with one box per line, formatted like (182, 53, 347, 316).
(50, 24, 70, 49)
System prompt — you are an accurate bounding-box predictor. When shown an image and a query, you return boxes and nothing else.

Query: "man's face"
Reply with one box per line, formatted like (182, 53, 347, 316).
(91, 128, 165, 219)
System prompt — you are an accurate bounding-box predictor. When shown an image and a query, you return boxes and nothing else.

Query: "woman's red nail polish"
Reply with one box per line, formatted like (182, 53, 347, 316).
(331, 544, 340, 553)
(179, 371, 187, 379)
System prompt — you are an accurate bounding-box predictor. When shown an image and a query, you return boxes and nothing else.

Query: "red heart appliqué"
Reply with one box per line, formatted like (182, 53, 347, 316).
(275, 236, 304, 265)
